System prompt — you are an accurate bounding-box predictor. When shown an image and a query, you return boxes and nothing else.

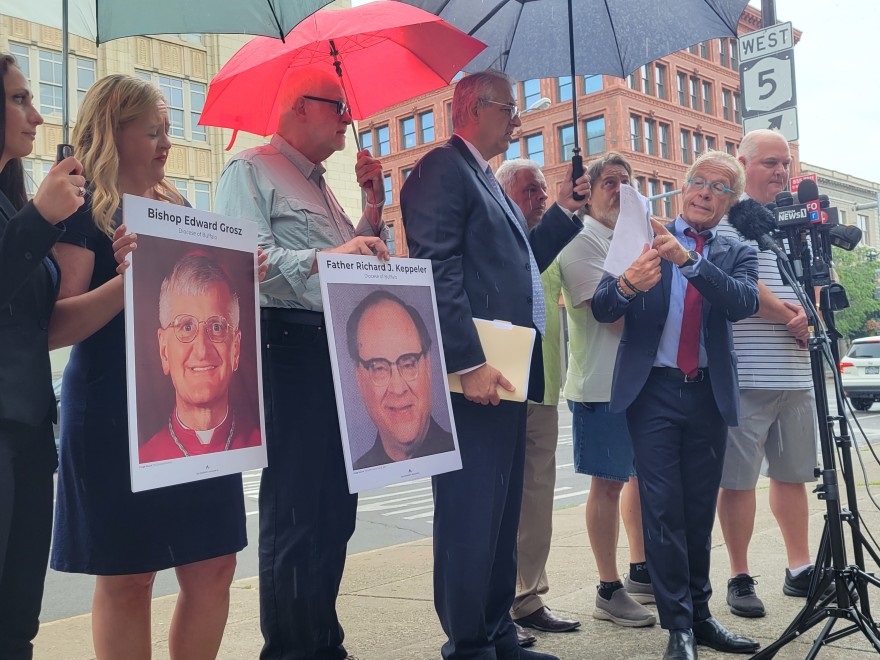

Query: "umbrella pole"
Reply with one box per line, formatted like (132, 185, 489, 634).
(62, 0, 69, 143)
(567, 0, 585, 202)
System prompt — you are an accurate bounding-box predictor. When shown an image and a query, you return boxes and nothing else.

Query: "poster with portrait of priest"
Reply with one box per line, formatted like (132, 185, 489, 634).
(318, 253, 461, 493)
(123, 194, 267, 492)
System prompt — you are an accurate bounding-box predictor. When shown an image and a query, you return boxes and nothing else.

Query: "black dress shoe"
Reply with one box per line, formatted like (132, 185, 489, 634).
(515, 606, 581, 633)
(515, 622, 536, 648)
(663, 630, 696, 660)
(693, 617, 759, 654)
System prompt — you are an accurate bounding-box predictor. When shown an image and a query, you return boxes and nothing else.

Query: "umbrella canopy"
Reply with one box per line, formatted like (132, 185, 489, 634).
(1, 0, 333, 43)
(396, 0, 749, 80)
(2, 0, 333, 140)
(199, 1, 486, 141)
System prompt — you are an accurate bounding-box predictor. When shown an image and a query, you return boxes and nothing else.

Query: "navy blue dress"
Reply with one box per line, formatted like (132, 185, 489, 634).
(51, 202, 247, 575)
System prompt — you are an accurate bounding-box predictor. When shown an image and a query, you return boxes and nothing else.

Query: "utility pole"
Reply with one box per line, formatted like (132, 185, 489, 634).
(761, 0, 777, 27)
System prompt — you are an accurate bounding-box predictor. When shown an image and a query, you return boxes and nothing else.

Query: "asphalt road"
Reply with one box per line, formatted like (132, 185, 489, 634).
(39, 385, 880, 622)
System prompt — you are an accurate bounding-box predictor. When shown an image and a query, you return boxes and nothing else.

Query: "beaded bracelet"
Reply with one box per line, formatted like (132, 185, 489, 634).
(621, 272, 644, 295)
(616, 278, 637, 300)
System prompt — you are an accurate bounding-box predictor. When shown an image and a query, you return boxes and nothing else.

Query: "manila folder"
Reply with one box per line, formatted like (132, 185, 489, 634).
(447, 319, 536, 403)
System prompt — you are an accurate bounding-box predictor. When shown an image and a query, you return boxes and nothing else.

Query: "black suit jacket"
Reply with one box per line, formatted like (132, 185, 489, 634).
(402, 136, 581, 401)
(0, 193, 64, 426)
(353, 417, 455, 470)
(592, 225, 758, 426)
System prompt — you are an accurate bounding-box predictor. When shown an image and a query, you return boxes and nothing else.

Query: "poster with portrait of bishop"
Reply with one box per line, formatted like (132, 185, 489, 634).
(122, 194, 267, 492)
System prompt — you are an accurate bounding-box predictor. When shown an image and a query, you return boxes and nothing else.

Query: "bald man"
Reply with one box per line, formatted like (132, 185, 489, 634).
(214, 66, 389, 660)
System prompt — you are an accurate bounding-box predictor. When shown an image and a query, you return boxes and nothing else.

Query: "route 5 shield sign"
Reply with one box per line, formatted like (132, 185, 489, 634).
(740, 49, 797, 117)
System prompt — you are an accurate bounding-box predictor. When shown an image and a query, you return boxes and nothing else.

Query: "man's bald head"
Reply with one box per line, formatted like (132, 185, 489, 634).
(738, 129, 791, 204)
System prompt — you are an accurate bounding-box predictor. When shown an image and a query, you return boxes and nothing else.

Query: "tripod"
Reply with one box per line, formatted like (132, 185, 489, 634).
(753, 257, 880, 658)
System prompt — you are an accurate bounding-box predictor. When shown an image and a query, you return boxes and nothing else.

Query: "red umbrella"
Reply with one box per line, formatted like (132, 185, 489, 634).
(199, 1, 486, 146)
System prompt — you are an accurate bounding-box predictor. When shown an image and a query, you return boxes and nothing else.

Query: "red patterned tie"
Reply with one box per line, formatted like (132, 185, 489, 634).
(676, 229, 707, 378)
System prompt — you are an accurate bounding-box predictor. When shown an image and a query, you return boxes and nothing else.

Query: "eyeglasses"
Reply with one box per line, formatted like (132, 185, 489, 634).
(687, 177, 735, 196)
(480, 99, 520, 120)
(166, 314, 233, 343)
(302, 95, 350, 116)
(358, 352, 425, 386)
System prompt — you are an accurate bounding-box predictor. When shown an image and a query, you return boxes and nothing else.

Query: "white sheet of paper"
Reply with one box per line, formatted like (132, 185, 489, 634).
(603, 184, 654, 276)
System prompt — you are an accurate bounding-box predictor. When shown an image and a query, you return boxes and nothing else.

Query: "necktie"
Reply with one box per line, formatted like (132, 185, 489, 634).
(676, 229, 708, 378)
(485, 166, 546, 335)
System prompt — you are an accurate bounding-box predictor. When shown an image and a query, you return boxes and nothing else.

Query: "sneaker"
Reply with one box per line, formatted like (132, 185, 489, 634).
(593, 588, 657, 627)
(726, 574, 766, 618)
(624, 574, 655, 605)
(784, 566, 835, 598)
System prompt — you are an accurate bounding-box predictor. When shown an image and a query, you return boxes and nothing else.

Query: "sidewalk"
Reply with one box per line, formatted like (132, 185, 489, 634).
(36, 453, 880, 659)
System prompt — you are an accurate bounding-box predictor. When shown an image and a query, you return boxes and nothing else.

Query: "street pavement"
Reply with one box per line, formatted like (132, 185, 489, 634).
(34, 393, 880, 658)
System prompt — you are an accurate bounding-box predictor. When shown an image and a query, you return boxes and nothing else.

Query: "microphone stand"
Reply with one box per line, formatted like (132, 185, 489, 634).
(752, 249, 880, 658)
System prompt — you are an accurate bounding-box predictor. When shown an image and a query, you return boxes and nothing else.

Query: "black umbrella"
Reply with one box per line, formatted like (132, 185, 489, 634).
(395, 0, 750, 194)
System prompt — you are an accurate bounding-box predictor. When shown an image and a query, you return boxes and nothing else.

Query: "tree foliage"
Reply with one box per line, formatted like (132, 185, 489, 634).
(831, 246, 880, 341)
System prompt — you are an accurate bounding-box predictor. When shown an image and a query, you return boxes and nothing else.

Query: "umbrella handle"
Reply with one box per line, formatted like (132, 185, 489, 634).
(571, 154, 585, 202)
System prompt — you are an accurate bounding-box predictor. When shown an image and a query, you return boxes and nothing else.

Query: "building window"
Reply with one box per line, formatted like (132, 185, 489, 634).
(505, 140, 521, 160)
(557, 76, 572, 102)
(659, 122, 670, 159)
(523, 79, 541, 109)
(386, 224, 396, 256)
(558, 124, 575, 162)
(38, 50, 63, 115)
(689, 76, 699, 110)
(705, 135, 716, 151)
(383, 173, 393, 205)
(641, 65, 653, 96)
(402, 167, 412, 181)
(857, 213, 869, 233)
(9, 44, 30, 77)
(725, 140, 736, 155)
(700, 41, 709, 59)
(644, 118, 656, 156)
(584, 116, 605, 155)
(584, 74, 602, 94)
(702, 81, 713, 114)
(376, 125, 390, 156)
(75, 57, 96, 108)
(359, 130, 373, 153)
(730, 39, 739, 70)
(677, 72, 687, 107)
(525, 133, 544, 166)
(190, 82, 206, 141)
(655, 64, 667, 100)
(419, 110, 435, 143)
(689, 44, 699, 56)
(719, 39, 729, 68)
(446, 100, 453, 135)
(649, 179, 661, 215)
(692, 132, 704, 158)
(630, 115, 642, 152)
(681, 129, 692, 164)
(628, 70, 639, 91)
(170, 178, 188, 201)
(22, 158, 36, 196)
(194, 181, 211, 211)
(722, 89, 732, 121)
(158, 76, 185, 138)
(733, 92, 742, 123)
(635, 176, 646, 195)
(663, 181, 675, 218)
(400, 116, 416, 149)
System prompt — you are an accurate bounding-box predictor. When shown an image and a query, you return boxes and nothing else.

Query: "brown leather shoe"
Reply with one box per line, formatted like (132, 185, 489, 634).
(515, 622, 537, 647)
(515, 606, 581, 633)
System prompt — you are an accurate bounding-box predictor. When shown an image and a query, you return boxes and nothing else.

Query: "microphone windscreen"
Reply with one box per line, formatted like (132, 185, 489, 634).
(776, 191, 794, 207)
(727, 198, 777, 242)
(818, 194, 830, 209)
(796, 178, 819, 203)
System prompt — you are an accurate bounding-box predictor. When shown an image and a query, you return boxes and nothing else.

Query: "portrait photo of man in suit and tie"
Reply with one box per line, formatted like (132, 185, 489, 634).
(592, 150, 761, 660)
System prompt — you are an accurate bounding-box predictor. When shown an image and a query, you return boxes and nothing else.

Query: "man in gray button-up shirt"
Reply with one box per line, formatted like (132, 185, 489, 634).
(214, 65, 389, 660)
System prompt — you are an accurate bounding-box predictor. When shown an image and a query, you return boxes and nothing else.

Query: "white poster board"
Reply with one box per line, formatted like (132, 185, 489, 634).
(317, 253, 461, 493)
(123, 194, 267, 492)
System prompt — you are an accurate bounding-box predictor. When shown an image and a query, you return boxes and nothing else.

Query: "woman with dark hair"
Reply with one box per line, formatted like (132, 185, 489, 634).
(0, 52, 86, 659)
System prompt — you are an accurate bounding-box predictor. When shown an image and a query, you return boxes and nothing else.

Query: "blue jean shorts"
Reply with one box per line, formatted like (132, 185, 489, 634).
(568, 400, 636, 482)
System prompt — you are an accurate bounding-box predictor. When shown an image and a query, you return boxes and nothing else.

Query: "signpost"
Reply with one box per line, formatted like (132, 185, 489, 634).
(739, 21, 799, 142)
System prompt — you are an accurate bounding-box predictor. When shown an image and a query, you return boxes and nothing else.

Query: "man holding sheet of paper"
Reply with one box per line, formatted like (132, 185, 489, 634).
(402, 70, 588, 660)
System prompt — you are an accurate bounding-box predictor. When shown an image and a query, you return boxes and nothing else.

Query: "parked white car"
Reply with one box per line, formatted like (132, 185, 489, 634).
(840, 337, 880, 411)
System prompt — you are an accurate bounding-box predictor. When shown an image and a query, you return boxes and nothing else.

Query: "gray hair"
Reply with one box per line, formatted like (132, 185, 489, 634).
(685, 150, 746, 199)
(737, 128, 789, 164)
(495, 158, 543, 194)
(451, 70, 513, 131)
(585, 152, 633, 187)
(158, 253, 240, 329)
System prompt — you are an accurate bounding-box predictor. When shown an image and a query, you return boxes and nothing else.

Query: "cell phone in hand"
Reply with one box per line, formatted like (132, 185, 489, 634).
(56, 144, 74, 163)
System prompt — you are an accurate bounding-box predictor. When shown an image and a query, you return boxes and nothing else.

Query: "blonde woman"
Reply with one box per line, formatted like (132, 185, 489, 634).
(51, 75, 246, 660)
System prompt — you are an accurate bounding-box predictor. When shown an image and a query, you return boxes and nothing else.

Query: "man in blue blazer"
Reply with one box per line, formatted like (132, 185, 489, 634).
(402, 70, 588, 660)
(592, 151, 761, 660)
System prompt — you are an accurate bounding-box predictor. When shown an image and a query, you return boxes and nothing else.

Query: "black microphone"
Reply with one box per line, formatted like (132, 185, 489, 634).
(829, 224, 862, 251)
(727, 198, 787, 259)
(796, 178, 820, 204)
(776, 191, 795, 207)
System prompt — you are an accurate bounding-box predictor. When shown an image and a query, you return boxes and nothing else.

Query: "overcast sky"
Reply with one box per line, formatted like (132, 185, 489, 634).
(353, 0, 878, 182)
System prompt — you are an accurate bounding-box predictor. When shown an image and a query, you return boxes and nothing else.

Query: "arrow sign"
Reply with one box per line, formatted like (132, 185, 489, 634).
(743, 107, 799, 142)
(767, 115, 782, 130)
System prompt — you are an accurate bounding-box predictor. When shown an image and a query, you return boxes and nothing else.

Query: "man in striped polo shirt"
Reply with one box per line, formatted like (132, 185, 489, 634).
(715, 129, 820, 619)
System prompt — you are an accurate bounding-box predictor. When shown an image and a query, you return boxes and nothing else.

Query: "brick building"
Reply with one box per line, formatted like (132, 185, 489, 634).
(357, 5, 802, 256)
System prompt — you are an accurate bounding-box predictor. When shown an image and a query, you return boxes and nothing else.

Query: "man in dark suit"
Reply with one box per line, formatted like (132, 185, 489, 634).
(402, 70, 588, 660)
(592, 151, 761, 660)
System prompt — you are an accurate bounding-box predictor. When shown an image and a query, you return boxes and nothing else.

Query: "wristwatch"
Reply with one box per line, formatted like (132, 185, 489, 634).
(678, 250, 699, 268)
